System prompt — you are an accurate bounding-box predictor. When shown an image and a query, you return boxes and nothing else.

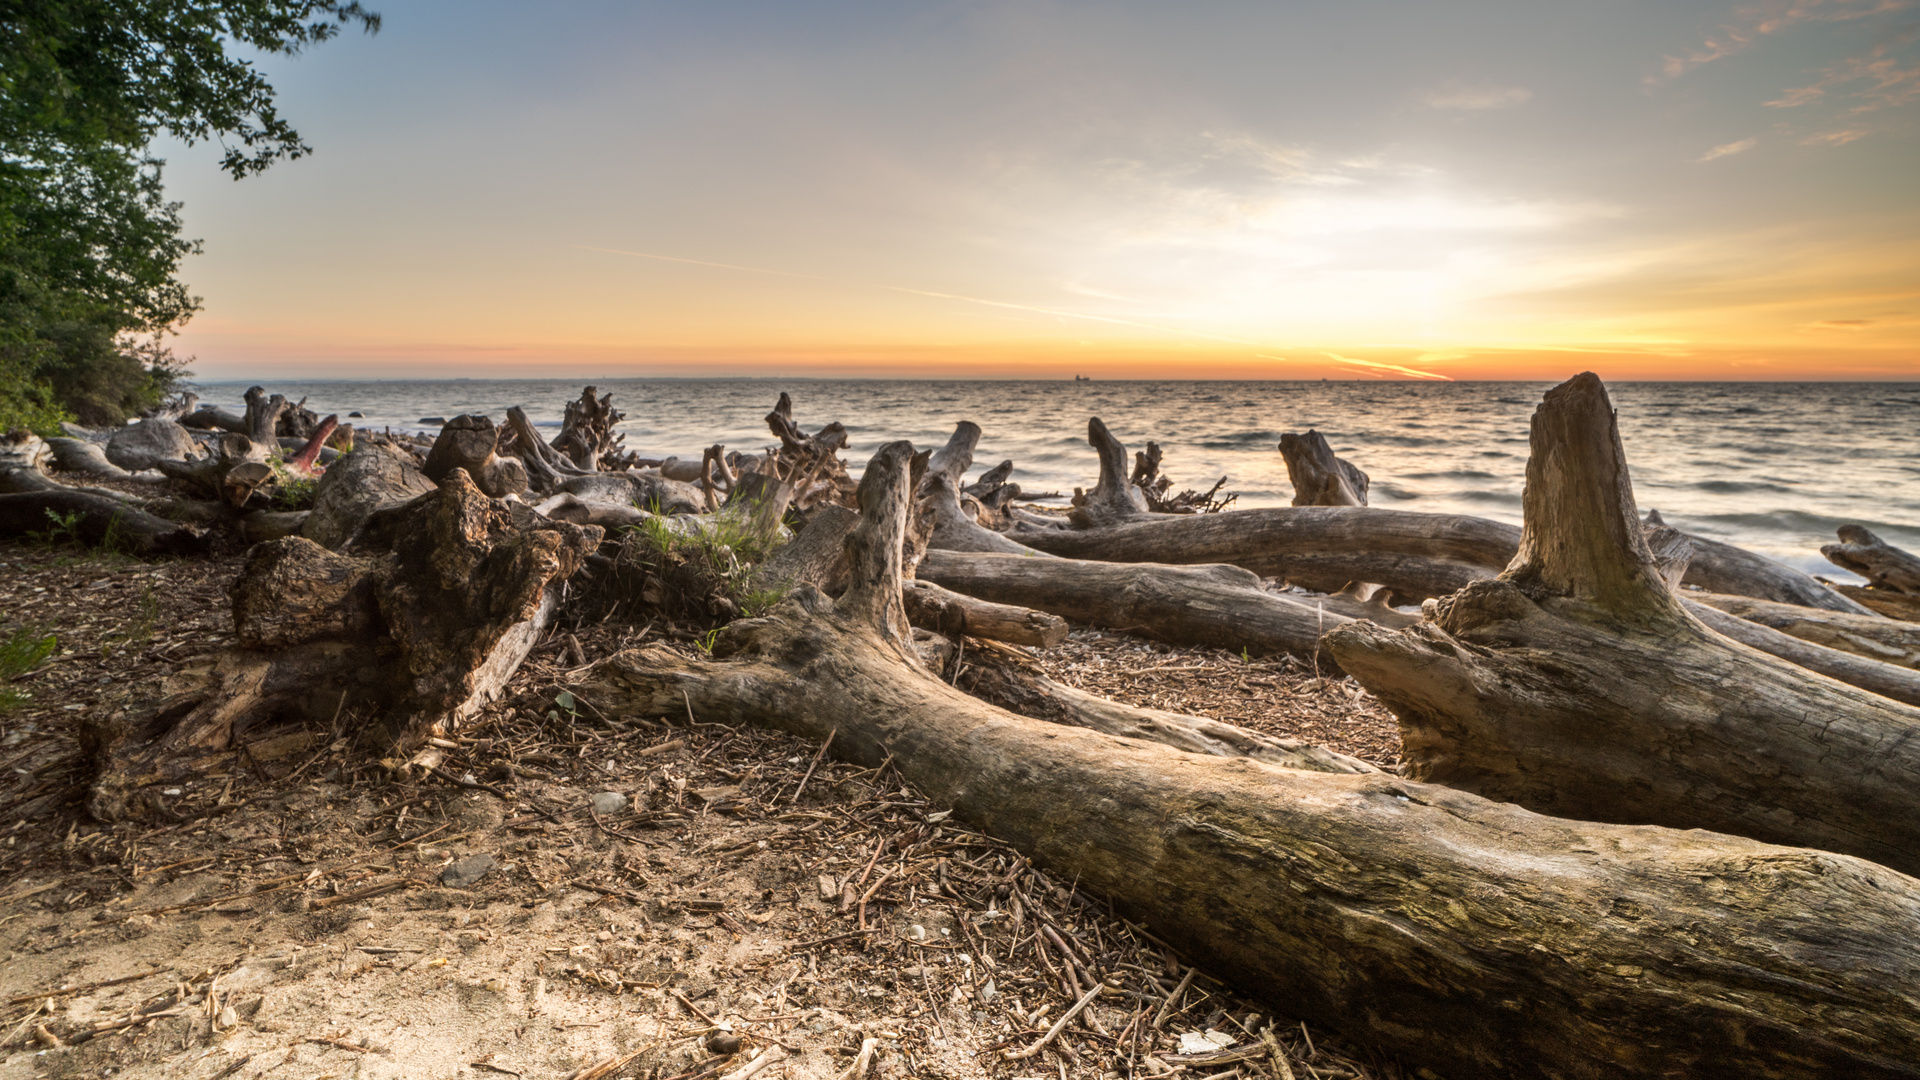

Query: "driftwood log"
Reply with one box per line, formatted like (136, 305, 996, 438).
(1326, 373, 1920, 876)
(551, 386, 631, 470)
(503, 405, 592, 492)
(0, 484, 205, 556)
(83, 470, 598, 820)
(302, 441, 436, 549)
(1693, 592, 1920, 669)
(1837, 583, 1920, 621)
(919, 423, 1043, 556)
(1013, 499, 1865, 611)
(424, 415, 529, 499)
(1278, 430, 1367, 506)
(754, 504, 858, 596)
(900, 578, 1067, 648)
(919, 550, 1348, 659)
(1067, 418, 1151, 528)
(579, 440, 1920, 1079)
(1824, 524, 1920, 595)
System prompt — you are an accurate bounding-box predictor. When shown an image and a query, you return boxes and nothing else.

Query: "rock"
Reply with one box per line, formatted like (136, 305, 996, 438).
(106, 418, 197, 471)
(590, 791, 628, 815)
(0, 430, 50, 473)
(706, 1032, 744, 1056)
(348, 411, 364, 418)
(441, 853, 497, 889)
(418, 417, 446, 425)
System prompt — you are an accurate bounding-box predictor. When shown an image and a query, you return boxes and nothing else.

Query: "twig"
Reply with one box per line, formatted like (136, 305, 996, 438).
(1151, 966, 1196, 1030)
(718, 1045, 786, 1080)
(673, 989, 722, 1028)
(786, 729, 835, 805)
(1005, 979, 1106, 1060)
(5, 968, 166, 1007)
(834, 1037, 880, 1080)
(426, 764, 513, 801)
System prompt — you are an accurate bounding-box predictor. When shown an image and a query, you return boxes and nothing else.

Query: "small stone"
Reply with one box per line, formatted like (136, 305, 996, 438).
(591, 791, 628, 815)
(816, 875, 838, 901)
(441, 853, 497, 889)
(214, 1005, 238, 1031)
(706, 1031, 744, 1056)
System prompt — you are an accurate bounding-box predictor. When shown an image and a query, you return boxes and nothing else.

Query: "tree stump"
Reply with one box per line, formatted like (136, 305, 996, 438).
(1326, 373, 1920, 876)
(1278, 430, 1368, 506)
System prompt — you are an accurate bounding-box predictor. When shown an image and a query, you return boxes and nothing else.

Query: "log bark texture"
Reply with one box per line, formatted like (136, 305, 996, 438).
(1837, 583, 1920, 621)
(918, 550, 1348, 659)
(578, 440, 1920, 1080)
(1326, 373, 1920, 876)
(1278, 430, 1368, 506)
(755, 504, 858, 595)
(1824, 524, 1920, 595)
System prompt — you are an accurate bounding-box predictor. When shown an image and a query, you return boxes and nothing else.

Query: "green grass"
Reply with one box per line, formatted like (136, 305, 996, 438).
(0, 627, 58, 715)
(619, 503, 790, 623)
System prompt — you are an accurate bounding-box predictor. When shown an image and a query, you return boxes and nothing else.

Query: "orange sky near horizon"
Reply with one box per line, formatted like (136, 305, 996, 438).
(160, 1, 1920, 383)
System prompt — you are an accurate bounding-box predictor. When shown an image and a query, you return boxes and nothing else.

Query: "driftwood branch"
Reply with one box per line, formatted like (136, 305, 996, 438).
(1278, 430, 1368, 507)
(1823, 524, 1920, 595)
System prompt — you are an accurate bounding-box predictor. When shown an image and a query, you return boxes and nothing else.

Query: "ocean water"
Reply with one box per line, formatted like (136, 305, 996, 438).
(187, 378, 1920, 580)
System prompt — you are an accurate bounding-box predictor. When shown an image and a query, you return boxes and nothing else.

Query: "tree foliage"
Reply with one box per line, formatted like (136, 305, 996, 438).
(0, 1, 379, 431)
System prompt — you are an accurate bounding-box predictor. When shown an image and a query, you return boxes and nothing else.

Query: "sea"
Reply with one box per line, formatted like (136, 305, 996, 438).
(185, 379, 1920, 581)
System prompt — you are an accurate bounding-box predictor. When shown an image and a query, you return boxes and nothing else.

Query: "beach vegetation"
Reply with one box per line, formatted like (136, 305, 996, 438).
(0, 626, 58, 714)
(0, 1, 381, 427)
(612, 506, 788, 625)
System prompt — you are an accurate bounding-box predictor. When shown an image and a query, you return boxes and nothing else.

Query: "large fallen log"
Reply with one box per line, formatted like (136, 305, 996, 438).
(0, 487, 206, 556)
(83, 470, 598, 820)
(1838, 583, 1920, 621)
(1824, 524, 1920, 595)
(579, 440, 1920, 1079)
(1692, 591, 1920, 669)
(918, 550, 1348, 659)
(1641, 510, 1873, 614)
(1326, 373, 1920, 876)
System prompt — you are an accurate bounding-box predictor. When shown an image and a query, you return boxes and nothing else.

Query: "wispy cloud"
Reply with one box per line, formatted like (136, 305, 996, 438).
(1658, 0, 1909, 80)
(1422, 79, 1534, 111)
(1699, 137, 1759, 161)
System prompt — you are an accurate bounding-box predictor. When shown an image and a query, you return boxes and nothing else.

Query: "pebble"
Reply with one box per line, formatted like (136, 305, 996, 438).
(591, 791, 628, 815)
(440, 853, 497, 889)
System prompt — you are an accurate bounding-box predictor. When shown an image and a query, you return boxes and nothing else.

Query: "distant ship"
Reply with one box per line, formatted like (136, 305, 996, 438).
(1074, 374, 1091, 382)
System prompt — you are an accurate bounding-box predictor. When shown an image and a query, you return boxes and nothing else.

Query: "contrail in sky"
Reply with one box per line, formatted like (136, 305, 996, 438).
(1316, 352, 1455, 381)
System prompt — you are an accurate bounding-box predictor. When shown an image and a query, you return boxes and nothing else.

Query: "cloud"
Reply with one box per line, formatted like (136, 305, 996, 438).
(1803, 128, 1869, 143)
(1422, 79, 1534, 110)
(1810, 318, 1872, 329)
(1699, 137, 1759, 161)
(1658, 0, 1910, 80)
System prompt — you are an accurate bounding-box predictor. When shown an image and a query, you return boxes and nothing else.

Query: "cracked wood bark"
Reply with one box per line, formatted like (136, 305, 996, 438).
(918, 550, 1348, 660)
(1824, 524, 1920, 595)
(83, 470, 598, 820)
(755, 504, 858, 595)
(901, 578, 1068, 648)
(1325, 372, 1920, 876)
(1836, 583, 1920, 621)
(576, 440, 1920, 1080)
(1277, 431, 1368, 506)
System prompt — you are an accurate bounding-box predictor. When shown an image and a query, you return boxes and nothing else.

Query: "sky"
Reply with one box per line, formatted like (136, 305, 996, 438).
(157, 0, 1920, 381)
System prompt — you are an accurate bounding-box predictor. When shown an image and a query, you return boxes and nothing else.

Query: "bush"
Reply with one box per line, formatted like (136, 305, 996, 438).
(608, 507, 788, 625)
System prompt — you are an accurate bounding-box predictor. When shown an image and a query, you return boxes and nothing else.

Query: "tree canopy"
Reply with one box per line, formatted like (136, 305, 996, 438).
(0, 1, 380, 430)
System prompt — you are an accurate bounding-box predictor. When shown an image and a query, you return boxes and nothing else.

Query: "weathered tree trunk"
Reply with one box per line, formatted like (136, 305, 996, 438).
(302, 441, 437, 549)
(0, 488, 205, 555)
(551, 386, 629, 470)
(532, 492, 652, 531)
(1639, 510, 1873, 613)
(1067, 418, 1151, 528)
(84, 470, 598, 820)
(579, 440, 1920, 1080)
(43, 437, 137, 479)
(764, 392, 855, 510)
(900, 578, 1068, 648)
(919, 550, 1347, 659)
(754, 504, 858, 595)
(503, 405, 592, 492)
(180, 404, 248, 435)
(1326, 373, 1920, 876)
(1278, 430, 1368, 506)
(1836, 583, 1920, 621)
(424, 415, 529, 498)
(1824, 524, 1920, 595)
(242, 386, 290, 446)
(1693, 592, 1920, 669)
